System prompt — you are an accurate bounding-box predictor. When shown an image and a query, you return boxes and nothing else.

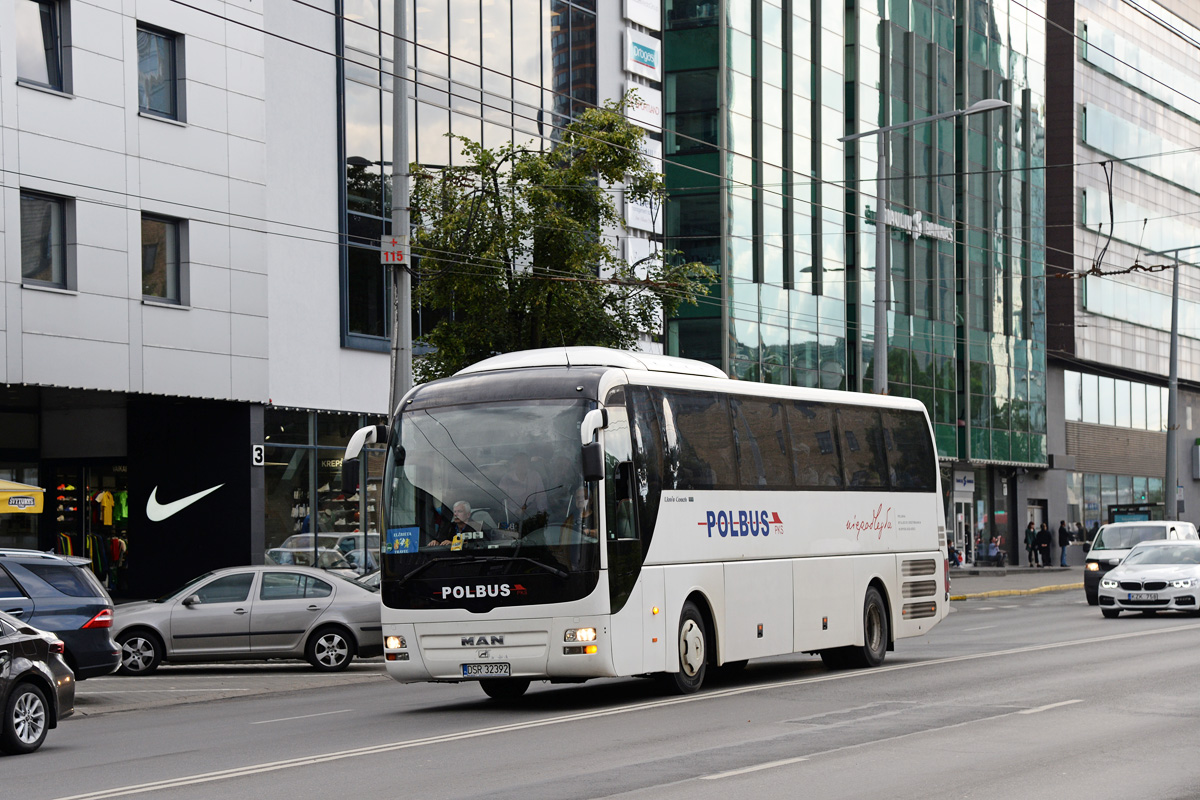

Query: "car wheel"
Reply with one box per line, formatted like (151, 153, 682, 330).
(1101, 608, 1120, 619)
(480, 678, 530, 700)
(306, 626, 354, 672)
(1, 682, 49, 755)
(117, 629, 163, 676)
(1085, 591, 1098, 606)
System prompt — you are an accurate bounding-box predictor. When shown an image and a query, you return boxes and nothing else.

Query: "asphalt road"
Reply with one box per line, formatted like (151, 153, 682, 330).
(10, 589, 1200, 800)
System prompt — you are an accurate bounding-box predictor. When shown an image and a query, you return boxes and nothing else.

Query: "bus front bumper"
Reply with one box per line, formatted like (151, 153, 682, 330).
(381, 618, 615, 683)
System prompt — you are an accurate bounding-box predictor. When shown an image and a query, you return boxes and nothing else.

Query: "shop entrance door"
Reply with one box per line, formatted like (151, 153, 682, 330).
(954, 501, 974, 566)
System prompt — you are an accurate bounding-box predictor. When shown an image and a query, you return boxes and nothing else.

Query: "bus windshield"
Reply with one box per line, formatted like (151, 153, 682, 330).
(382, 398, 600, 580)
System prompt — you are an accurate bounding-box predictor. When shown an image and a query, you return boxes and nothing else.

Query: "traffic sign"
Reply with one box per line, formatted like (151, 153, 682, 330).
(381, 235, 409, 265)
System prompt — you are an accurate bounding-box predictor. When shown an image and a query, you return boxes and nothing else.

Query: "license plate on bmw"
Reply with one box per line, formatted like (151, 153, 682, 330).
(1128, 592, 1158, 601)
(462, 662, 510, 677)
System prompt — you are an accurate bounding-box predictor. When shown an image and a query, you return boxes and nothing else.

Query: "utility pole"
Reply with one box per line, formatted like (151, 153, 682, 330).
(389, 0, 412, 415)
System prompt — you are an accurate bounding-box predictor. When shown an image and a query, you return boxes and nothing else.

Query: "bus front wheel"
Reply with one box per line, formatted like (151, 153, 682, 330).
(663, 601, 708, 695)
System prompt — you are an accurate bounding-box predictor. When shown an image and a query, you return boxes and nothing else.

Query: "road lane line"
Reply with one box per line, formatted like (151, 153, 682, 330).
(252, 710, 353, 725)
(53, 620, 1200, 800)
(962, 625, 996, 632)
(1018, 699, 1083, 715)
(701, 756, 810, 780)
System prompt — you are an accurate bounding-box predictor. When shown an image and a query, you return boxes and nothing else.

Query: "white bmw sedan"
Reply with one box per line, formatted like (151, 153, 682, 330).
(1098, 540, 1200, 618)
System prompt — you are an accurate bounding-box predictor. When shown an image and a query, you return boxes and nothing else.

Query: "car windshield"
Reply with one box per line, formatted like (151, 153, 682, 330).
(382, 398, 599, 578)
(1092, 525, 1166, 550)
(1124, 544, 1200, 565)
(156, 571, 216, 603)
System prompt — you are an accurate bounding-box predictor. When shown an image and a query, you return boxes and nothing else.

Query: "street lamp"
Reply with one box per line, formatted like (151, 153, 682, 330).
(841, 98, 1009, 394)
(1144, 243, 1200, 519)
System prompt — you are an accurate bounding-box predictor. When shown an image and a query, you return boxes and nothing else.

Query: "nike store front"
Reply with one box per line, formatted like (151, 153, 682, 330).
(0, 389, 385, 598)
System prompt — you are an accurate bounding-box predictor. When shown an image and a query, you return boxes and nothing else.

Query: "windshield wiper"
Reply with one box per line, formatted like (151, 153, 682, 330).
(456, 555, 569, 579)
(394, 557, 457, 588)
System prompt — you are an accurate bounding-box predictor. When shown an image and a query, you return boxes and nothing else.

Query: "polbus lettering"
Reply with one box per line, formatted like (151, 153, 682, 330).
(440, 584, 514, 599)
(704, 510, 772, 537)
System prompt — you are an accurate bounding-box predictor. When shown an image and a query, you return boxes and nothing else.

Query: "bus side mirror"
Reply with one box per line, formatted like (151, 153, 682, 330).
(341, 459, 360, 496)
(345, 424, 387, 461)
(582, 442, 604, 482)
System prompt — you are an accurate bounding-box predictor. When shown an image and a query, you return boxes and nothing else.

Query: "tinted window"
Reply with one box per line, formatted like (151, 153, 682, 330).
(0, 568, 25, 599)
(882, 409, 937, 491)
(837, 408, 889, 489)
(627, 386, 664, 545)
(260, 573, 333, 600)
(1093, 525, 1167, 550)
(20, 563, 104, 598)
(194, 573, 253, 604)
(660, 390, 737, 490)
(732, 397, 793, 488)
(786, 401, 842, 488)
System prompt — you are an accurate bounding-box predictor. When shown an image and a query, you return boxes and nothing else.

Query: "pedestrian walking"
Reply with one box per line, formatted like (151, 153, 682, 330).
(1024, 521, 1037, 567)
(1036, 522, 1052, 567)
(1058, 519, 1071, 567)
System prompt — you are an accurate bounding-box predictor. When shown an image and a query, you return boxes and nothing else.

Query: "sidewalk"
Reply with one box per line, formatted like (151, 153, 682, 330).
(948, 564, 1083, 601)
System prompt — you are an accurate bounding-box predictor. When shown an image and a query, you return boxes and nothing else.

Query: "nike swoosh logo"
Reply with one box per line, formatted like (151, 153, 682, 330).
(146, 484, 224, 522)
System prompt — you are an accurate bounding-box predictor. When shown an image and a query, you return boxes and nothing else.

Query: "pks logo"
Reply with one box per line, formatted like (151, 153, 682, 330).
(846, 504, 895, 540)
(438, 583, 527, 600)
(699, 510, 783, 538)
(7, 496, 35, 509)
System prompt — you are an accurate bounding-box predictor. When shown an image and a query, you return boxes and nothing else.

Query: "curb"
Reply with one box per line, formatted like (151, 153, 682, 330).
(949, 582, 1082, 601)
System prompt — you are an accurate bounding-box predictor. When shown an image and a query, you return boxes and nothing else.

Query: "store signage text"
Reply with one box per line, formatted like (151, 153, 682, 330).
(881, 208, 954, 243)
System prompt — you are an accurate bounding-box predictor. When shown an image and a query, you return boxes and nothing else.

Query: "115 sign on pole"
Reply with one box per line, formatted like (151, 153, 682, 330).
(380, 235, 409, 265)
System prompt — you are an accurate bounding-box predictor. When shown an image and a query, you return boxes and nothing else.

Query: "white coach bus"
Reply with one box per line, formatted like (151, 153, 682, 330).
(347, 347, 948, 699)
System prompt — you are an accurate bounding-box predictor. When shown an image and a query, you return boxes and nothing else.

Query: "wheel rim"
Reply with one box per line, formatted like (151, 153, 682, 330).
(678, 618, 705, 678)
(121, 637, 156, 672)
(13, 691, 46, 745)
(314, 633, 348, 667)
(865, 601, 884, 655)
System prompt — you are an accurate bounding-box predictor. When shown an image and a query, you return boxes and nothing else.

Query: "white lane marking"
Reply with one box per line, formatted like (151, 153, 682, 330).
(999, 605, 1019, 609)
(252, 710, 353, 725)
(54, 621, 1200, 800)
(1018, 699, 1083, 715)
(701, 756, 810, 780)
(975, 607, 996, 611)
(80, 689, 250, 695)
(962, 625, 997, 632)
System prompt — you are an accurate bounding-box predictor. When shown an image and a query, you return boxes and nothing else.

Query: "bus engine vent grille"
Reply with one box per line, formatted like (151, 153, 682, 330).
(902, 580, 938, 598)
(901, 559, 938, 577)
(901, 602, 938, 619)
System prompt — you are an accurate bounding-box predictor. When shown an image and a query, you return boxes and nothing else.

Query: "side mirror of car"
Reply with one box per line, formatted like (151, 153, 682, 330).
(182, 594, 201, 607)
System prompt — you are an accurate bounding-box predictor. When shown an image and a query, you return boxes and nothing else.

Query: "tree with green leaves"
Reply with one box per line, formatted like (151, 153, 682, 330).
(408, 93, 713, 383)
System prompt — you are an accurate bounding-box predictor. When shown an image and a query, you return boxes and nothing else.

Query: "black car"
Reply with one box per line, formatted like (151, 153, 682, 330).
(0, 609, 75, 754)
(0, 550, 120, 679)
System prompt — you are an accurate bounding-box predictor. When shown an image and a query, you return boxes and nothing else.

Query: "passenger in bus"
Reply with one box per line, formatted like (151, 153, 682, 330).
(431, 500, 485, 546)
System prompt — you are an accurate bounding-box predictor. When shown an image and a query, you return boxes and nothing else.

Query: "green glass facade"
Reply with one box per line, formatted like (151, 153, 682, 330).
(663, 0, 1046, 467)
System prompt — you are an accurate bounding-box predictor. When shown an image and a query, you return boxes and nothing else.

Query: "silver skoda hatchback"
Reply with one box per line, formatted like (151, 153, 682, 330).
(112, 565, 382, 675)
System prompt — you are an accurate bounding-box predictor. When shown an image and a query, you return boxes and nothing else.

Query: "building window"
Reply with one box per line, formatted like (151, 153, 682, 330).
(20, 191, 67, 287)
(142, 215, 181, 303)
(137, 26, 181, 120)
(15, 0, 64, 90)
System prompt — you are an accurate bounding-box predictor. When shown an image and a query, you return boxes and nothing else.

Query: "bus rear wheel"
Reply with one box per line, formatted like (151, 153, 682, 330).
(480, 678, 530, 700)
(822, 586, 889, 670)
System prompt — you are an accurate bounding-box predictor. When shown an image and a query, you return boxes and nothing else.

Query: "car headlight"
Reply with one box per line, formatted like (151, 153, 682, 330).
(1100, 579, 1118, 589)
(1171, 578, 1197, 589)
(1086, 562, 1100, 571)
(385, 635, 407, 650)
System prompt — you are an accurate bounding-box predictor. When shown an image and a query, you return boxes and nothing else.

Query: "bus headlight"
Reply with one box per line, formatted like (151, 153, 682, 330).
(564, 628, 596, 642)
(386, 635, 407, 650)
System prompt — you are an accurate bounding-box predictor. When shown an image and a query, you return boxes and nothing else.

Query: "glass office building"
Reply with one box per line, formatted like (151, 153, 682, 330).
(663, 0, 1047, 557)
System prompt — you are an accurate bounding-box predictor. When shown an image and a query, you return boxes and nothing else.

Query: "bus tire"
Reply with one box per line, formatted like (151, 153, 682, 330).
(846, 586, 889, 669)
(819, 648, 851, 670)
(665, 601, 708, 694)
(480, 678, 530, 700)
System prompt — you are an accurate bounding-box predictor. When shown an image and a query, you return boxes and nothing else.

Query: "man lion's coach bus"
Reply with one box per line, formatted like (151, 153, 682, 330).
(346, 347, 949, 699)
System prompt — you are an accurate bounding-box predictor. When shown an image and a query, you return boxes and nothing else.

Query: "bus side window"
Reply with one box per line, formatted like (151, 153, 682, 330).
(661, 390, 736, 490)
(787, 401, 842, 488)
(837, 407, 888, 489)
(882, 409, 936, 491)
(732, 397, 794, 489)
(628, 387, 663, 547)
